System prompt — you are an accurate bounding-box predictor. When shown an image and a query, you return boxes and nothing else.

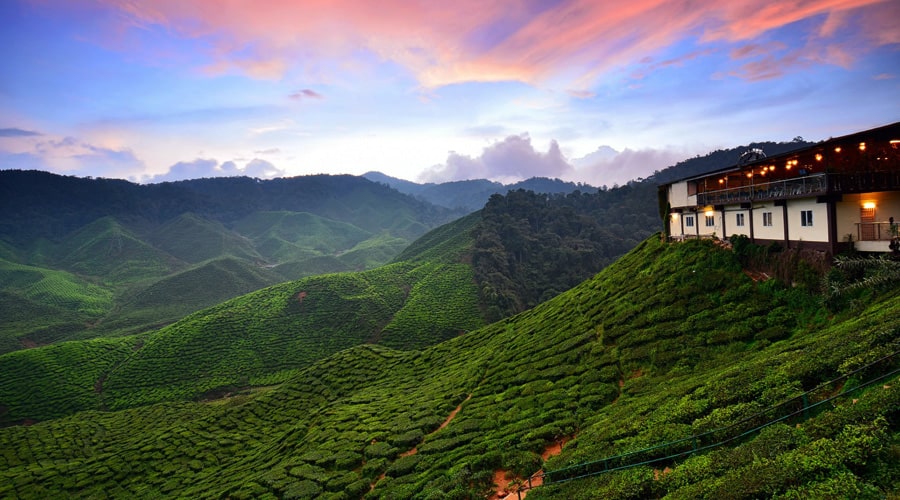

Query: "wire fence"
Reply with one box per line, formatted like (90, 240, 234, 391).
(523, 348, 900, 489)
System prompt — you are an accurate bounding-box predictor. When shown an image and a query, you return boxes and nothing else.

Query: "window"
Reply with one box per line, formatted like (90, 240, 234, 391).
(705, 215, 715, 227)
(763, 212, 773, 227)
(736, 213, 745, 227)
(801, 210, 813, 227)
(685, 216, 694, 227)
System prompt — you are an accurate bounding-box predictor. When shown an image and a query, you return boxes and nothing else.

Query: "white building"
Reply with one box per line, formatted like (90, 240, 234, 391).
(660, 122, 900, 254)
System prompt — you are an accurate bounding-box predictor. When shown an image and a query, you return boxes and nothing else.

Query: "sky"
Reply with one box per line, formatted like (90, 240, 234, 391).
(1, 0, 898, 187)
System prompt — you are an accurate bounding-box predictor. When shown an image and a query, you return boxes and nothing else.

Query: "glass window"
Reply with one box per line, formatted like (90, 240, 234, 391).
(705, 215, 715, 227)
(801, 210, 813, 227)
(763, 212, 773, 227)
(736, 213, 745, 227)
(685, 216, 694, 227)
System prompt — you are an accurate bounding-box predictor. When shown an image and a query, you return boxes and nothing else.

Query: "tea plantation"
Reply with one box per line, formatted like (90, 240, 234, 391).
(1, 237, 896, 498)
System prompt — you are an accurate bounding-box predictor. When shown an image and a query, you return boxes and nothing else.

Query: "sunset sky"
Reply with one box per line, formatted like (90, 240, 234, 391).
(1, 0, 898, 186)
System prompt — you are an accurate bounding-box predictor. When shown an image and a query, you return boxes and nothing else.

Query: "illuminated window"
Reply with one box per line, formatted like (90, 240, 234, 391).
(736, 213, 745, 227)
(705, 215, 715, 227)
(801, 210, 813, 227)
(685, 216, 694, 227)
(763, 212, 773, 227)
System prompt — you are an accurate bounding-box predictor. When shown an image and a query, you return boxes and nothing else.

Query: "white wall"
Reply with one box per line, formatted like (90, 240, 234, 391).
(836, 191, 900, 243)
(787, 198, 829, 243)
(724, 207, 751, 239)
(752, 203, 783, 241)
(668, 182, 691, 209)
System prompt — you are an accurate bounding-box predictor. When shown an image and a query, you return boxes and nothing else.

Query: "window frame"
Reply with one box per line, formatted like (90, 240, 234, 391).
(800, 210, 813, 227)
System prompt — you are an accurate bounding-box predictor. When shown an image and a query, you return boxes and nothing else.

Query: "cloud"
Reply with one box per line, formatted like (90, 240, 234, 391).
(0, 127, 41, 137)
(0, 134, 145, 179)
(289, 89, 324, 101)
(253, 148, 281, 155)
(419, 134, 573, 183)
(81, 1, 892, 89)
(145, 157, 286, 183)
(572, 146, 689, 187)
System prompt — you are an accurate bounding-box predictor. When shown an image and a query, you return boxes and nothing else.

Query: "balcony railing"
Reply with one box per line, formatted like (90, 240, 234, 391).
(696, 170, 900, 206)
(856, 222, 900, 242)
(697, 174, 826, 205)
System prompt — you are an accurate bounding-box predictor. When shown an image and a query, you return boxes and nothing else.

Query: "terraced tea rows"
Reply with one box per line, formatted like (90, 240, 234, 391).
(2, 238, 895, 498)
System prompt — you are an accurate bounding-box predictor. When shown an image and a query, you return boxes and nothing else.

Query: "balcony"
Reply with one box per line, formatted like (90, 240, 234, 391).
(855, 222, 898, 242)
(696, 170, 900, 206)
(697, 174, 826, 205)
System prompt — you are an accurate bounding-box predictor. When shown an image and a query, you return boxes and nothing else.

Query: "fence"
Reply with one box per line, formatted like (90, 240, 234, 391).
(522, 349, 899, 490)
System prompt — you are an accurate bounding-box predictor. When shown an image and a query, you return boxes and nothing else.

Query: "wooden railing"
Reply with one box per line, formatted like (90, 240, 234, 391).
(856, 222, 899, 241)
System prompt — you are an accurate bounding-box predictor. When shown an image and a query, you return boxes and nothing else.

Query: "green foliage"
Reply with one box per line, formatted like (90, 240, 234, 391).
(0, 207, 492, 423)
(473, 186, 660, 320)
(1, 235, 898, 499)
(0, 171, 464, 352)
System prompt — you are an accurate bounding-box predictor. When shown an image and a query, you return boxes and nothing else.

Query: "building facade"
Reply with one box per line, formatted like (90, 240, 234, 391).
(661, 122, 900, 254)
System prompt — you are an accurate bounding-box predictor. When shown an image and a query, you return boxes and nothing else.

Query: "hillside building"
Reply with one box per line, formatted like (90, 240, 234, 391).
(660, 121, 900, 254)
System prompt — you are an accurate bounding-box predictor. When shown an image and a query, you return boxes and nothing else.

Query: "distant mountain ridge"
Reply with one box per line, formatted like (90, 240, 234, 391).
(0, 171, 468, 352)
(363, 171, 598, 211)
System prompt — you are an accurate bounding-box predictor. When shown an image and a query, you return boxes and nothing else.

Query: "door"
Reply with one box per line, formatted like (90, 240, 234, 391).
(860, 206, 876, 240)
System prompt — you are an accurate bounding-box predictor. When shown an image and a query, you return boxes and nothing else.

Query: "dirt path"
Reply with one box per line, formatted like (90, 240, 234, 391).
(370, 394, 473, 492)
(491, 436, 573, 500)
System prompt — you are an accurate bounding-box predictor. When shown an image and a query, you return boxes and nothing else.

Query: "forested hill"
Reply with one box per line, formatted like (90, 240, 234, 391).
(363, 171, 597, 211)
(0, 170, 461, 245)
(0, 171, 468, 352)
(471, 184, 659, 321)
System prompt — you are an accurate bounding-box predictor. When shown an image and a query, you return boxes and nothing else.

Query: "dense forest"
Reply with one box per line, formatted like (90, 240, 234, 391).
(472, 183, 659, 321)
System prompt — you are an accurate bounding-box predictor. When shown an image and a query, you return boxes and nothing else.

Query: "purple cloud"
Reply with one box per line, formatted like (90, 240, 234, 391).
(0, 127, 41, 137)
(289, 89, 324, 100)
(419, 134, 573, 183)
(145, 157, 286, 183)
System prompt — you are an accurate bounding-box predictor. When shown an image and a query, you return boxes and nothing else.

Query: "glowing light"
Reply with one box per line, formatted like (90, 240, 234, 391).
(862, 202, 876, 209)
(768, 165, 775, 171)
(859, 142, 866, 151)
(815, 153, 823, 161)
(718, 179, 724, 184)
(746, 172, 753, 178)
(835, 146, 842, 153)
(705, 210, 714, 217)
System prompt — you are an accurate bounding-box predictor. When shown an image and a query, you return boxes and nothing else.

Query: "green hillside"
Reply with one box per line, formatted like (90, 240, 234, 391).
(0, 259, 114, 352)
(150, 213, 262, 264)
(1, 237, 896, 498)
(52, 217, 181, 283)
(0, 172, 468, 351)
(0, 214, 485, 423)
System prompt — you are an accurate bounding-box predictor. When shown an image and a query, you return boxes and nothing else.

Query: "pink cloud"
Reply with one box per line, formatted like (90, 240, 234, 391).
(75, 0, 892, 88)
(419, 134, 573, 183)
(288, 89, 324, 101)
